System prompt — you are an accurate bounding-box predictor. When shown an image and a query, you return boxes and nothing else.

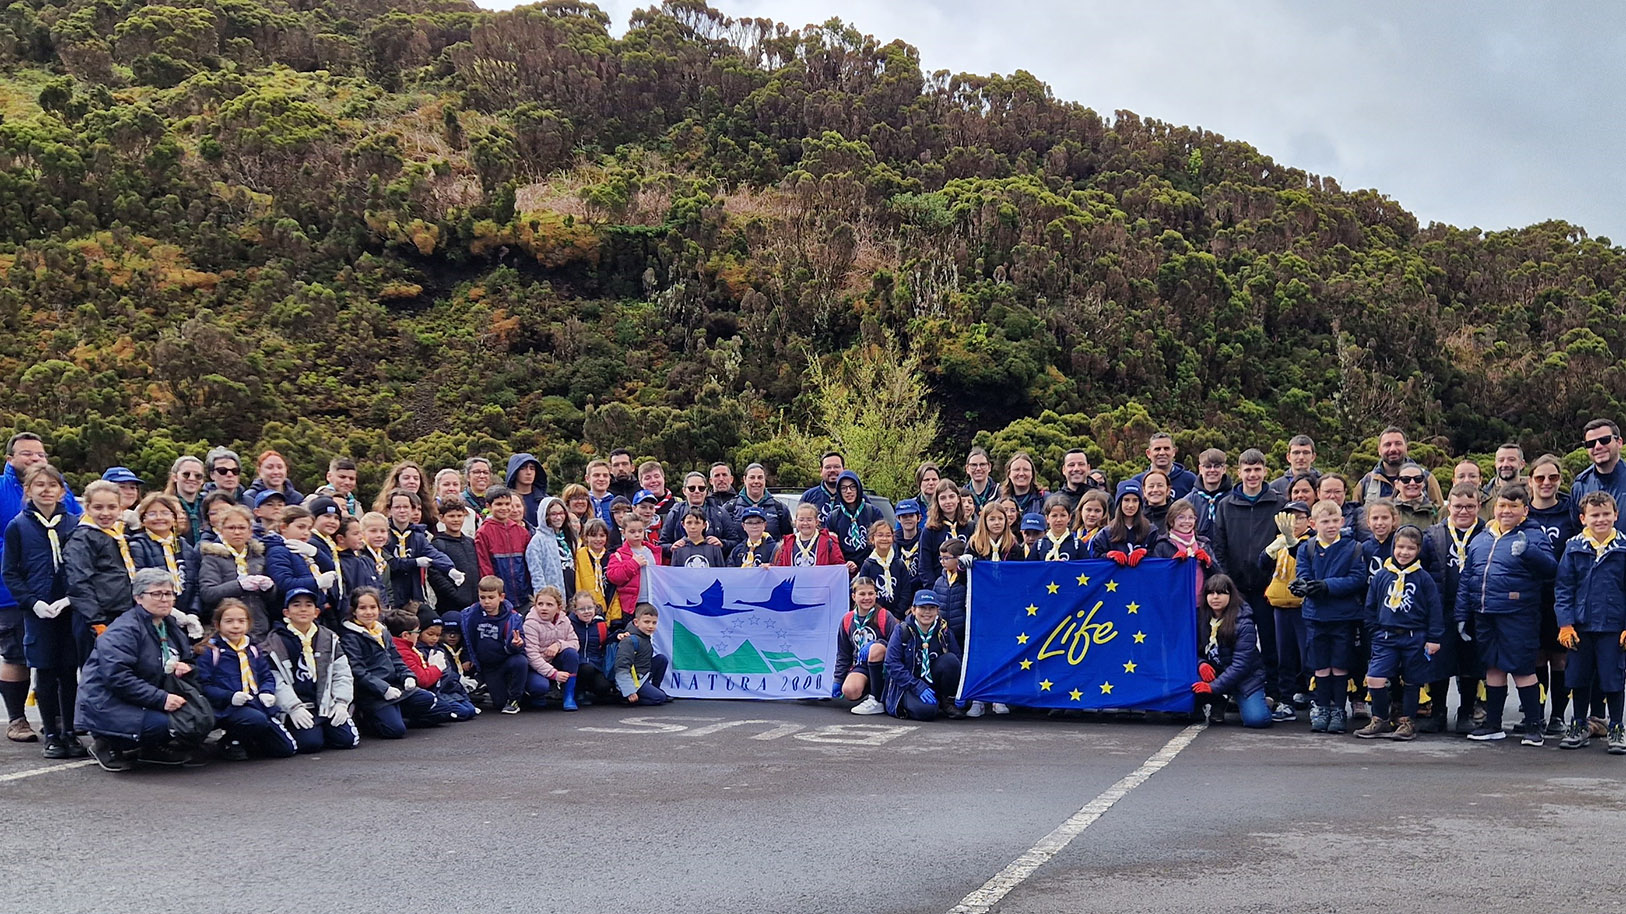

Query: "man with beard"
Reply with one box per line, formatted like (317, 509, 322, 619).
(1355, 427, 1443, 506)
(800, 452, 846, 521)
(1572, 419, 1626, 534)
(1484, 443, 1526, 506)
(707, 462, 738, 508)
(607, 449, 640, 501)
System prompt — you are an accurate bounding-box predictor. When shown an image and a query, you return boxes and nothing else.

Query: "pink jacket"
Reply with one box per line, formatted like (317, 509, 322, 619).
(523, 611, 580, 679)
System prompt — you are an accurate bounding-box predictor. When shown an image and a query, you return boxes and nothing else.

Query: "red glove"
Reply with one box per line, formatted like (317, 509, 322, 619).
(1106, 550, 1130, 566)
(1194, 548, 1212, 565)
(1173, 547, 1189, 560)
(1197, 662, 1217, 682)
(1191, 681, 1212, 695)
(1125, 548, 1148, 567)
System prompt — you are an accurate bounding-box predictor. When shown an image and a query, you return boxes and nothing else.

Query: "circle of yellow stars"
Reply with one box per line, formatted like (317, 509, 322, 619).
(1013, 574, 1150, 701)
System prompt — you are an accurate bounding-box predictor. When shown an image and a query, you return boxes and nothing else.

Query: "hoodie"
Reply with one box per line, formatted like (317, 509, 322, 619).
(505, 453, 549, 528)
(525, 496, 575, 594)
(822, 470, 881, 567)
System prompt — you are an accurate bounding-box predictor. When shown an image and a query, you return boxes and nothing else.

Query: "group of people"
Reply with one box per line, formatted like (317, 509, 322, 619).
(0, 418, 1622, 770)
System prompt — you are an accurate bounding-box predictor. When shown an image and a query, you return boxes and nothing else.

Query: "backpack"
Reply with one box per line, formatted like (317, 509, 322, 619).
(163, 672, 217, 745)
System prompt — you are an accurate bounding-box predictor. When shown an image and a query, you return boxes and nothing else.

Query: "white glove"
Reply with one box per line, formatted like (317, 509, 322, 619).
(1509, 535, 1526, 557)
(449, 569, 467, 586)
(329, 705, 351, 728)
(415, 556, 432, 568)
(382, 686, 402, 701)
(460, 676, 477, 691)
(32, 600, 59, 619)
(403, 677, 418, 692)
(286, 540, 317, 557)
(172, 611, 204, 640)
(231, 691, 251, 707)
(237, 573, 256, 590)
(49, 597, 70, 614)
(315, 570, 337, 589)
(252, 575, 275, 591)
(427, 652, 448, 670)
(959, 554, 976, 567)
(259, 692, 277, 708)
(286, 706, 315, 729)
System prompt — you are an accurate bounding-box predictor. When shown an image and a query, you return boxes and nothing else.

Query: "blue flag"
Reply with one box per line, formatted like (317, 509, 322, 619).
(959, 558, 1198, 711)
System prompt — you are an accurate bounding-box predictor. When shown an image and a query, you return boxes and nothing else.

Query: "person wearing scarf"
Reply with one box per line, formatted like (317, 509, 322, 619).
(196, 599, 296, 760)
(1553, 493, 1626, 750)
(62, 481, 137, 656)
(1356, 526, 1444, 741)
(2, 463, 84, 757)
(882, 590, 964, 720)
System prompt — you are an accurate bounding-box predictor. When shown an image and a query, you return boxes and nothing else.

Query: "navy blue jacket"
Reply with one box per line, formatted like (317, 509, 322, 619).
(2, 505, 70, 612)
(1572, 464, 1626, 534)
(1295, 535, 1369, 622)
(1530, 497, 1580, 550)
(1211, 486, 1288, 592)
(339, 621, 412, 701)
(728, 536, 778, 568)
(338, 548, 388, 602)
(384, 524, 451, 608)
(63, 519, 133, 626)
(931, 568, 968, 641)
(505, 453, 549, 528)
(126, 532, 202, 617)
(1425, 520, 1482, 622)
(1181, 479, 1233, 540)
(798, 482, 841, 522)
(661, 501, 742, 555)
(918, 522, 969, 590)
(1025, 531, 1085, 563)
(242, 478, 304, 507)
(1455, 519, 1558, 621)
(1134, 463, 1198, 500)
(75, 605, 191, 741)
(1553, 533, 1626, 632)
(821, 471, 882, 568)
(1203, 607, 1266, 698)
(196, 633, 280, 710)
(264, 538, 332, 601)
(569, 612, 613, 672)
(429, 531, 479, 613)
(882, 618, 961, 715)
(725, 493, 791, 540)
(459, 602, 525, 673)
(834, 607, 893, 681)
(1365, 563, 1445, 640)
(1084, 524, 1161, 558)
(0, 463, 79, 609)
(858, 550, 914, 620)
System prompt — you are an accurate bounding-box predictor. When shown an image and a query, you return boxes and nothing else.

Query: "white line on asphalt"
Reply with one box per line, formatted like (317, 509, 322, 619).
(947, 722, 1206, 914)
(0, 759, 97, 783)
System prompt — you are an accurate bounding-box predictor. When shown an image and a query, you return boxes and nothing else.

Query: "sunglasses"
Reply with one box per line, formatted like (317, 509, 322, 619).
(684, 485, 707, 492)
(178, 472, 204, 480)
(213, 466, 240, 476)
(1585, 434, 1617, 449)
(1530, 474, 1561, 483)
(1398, 475, 1425, 484)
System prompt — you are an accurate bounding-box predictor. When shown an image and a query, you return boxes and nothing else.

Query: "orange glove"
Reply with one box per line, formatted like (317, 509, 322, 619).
(92, 624, 107, 637)
(1558, 625, 1580, 650)
(1619, 631, 1626, 649)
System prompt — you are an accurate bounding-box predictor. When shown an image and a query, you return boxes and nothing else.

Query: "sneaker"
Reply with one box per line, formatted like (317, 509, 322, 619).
(1520, 722, 1545, 747)
(965, 701, 987, 718)
(1354, 717, 1392, 739)
(1392, 717, 1417, 741)
(221, 741, 249, 761)
(991, 703, 1011, 715)
(1467, 724, 1506, 741)
(1559, 720, 1592, 750)
(1350, 701, 1371, 722)
(1328, 708, 1348, 734)
(137, 744, 192, 766)
(41, 736, 70, 759)
(64, 736, 88, 758)
(1271, 704, 1298, 723)
(1544, 716, 1567, 738)
(87, 737, 133, 772)
(6, 717, 38, 743)
(1609, 724, 1626, 755)
(940, 701, 968, 720)
(850, 697, 885, 716)
(1292, 692, 1311, 709)
(1589, 716, 1609, 738)
(501, 700, 521, 715)
(1309, 706, 1331, 733)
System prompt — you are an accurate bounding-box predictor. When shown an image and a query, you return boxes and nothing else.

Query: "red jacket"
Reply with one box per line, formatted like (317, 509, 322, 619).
(772, 531, 845, 567)
(392, 635, 441, 688)
(606, 540, 666, 619)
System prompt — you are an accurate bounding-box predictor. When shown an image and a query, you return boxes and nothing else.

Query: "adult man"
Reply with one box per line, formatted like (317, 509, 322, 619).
(1485, 443, 1526, 505)
(964, 448, 998, 511)
(707, 462, 738, 508)
(1269, 435, 1321, 496)
(166, 456, 208, 544)
(726, 463, 792, 540)
(800, 451, 846, 520)
(584, 459, 616, 524)
(1052, 448, 1103, 512)
(1132, 432, 1197, 500)
(1212, 448, 1287, 702)
(1180, 448, 1232, 540)
(607, 449, 640, 501)
(638, 460, 676, 522)
(505, 453, 547, 528)
(1354, 427, 1443, 505)
(203, 446, 247, 504)
(0, 433, 80, 742)
(1572, 419, 1626, 533)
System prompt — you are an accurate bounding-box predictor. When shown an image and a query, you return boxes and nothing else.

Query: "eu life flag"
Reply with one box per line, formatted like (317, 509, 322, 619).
(959, 558, 1198, 711)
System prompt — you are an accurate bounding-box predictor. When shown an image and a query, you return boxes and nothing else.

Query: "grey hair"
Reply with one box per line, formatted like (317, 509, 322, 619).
(132, 567, 175, 596)
(204, 446, 240, 472)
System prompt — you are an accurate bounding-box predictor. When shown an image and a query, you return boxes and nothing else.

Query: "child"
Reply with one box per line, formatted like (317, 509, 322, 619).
(62, 480, 136, 661)
(606, 516, 664, 623)
(265, 505, 340, 614)
(1, 464, 82, 757)
(729, 508, 779, 568)
(333, 516, 382, 625)
(1073, 488, 1111, 543)
(1458, 484, 1558, 745)
(1153, 500, 1218, 581)
(458, 576, 529, 714)
(1293, 499, 1370, 734)
(349, 513, 395, 599)
(383, 489, 455, 610)
(429, 498, 480, 622)
(893, 499, 924, 585)
(126, 493, 202, 621)
(1261, 500, 1313, 721)
(567, 590, 619, 703)
(823, 470, 881, 571)
(1086, 481, 1160, 563)
(773, 503, 845, 568)
(439, 616, 473, 689)
(671, 510, 726, 568)
(574, 518, 615, 619)
(1191, 574, 1270, 728)
(305, 496, 349, 620)
(966, 500, 1023, 563)
(526, 496, 577, 595)
(385, 611, 472, 721)
(1421, 483, 1487, 734)
(196, 599, 297, 760)
(882, 590, 965, 721)
(414, 617, 477, 713)
(1554, 492, 1626, 751)
(1030, 496, 1084, 562)
(198, 504, 275, 636)
(523, 586, 583, 710)
(836, 576, 892, 715)
(1357, 526, 1444, 740)
(262, 588, 359, 753)
(933, 539, 970, 647)
(252, 489, 287, 539)
(614, 603, 670, 705)
(474, 486, 532, 606)
(858, 519, 912, 620)
(1361, 499, 1399, 575)
(338, 586, 440, 738)
(919, 480, 966, 589)
(1019, 513, 1044, 556)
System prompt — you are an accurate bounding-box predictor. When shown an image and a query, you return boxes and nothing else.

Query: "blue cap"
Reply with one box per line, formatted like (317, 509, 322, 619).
(740, 507, 767, 521)
(895, 498, 922, 517)
(101, 466, 144, 485)
(1021, 512, 1045, 531)
(633, 489, 659, 506)
(441, 616, 462, 632)
(1115, 480, 1143, 501)
(912, 590, 942, 607)
(254, 489, 288, 509)
(1285, 500, 1311, 515)
(282, 587, 320, 608)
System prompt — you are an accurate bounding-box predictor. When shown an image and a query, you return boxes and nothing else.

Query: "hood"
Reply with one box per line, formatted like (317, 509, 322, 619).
(506, 453, 543, 488)
(201, 539, 264, 557)
(538, 496, 566, 530)
(836, 470, 866, 507)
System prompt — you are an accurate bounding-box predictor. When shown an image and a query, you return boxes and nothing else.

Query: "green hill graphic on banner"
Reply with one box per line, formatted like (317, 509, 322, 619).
(672, 620, 825, 675)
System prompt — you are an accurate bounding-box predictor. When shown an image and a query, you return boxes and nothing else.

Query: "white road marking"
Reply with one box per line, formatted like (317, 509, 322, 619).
(0, 759, 97, 783)
(947, 722, 1206, 914)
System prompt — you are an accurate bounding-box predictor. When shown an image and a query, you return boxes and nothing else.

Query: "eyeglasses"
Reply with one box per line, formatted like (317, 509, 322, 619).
(143, 591, 177, 599)
(213, 466, 240, 476)
(1398, 475, 1425, 484)
(1586, 434, 1617, 449)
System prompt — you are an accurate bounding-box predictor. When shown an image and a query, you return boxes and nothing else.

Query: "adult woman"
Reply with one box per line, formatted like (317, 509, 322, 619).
(163, 456, 208, 544)
(434, 468, 476, 536)
(1000, 452, 1046, 517)
(242, 450, 303, 507)
(915, 462, 942, 509)
(374, 461, 436, 529)
(1141, 469, 1173, 536)
(79, 568, 209, 770)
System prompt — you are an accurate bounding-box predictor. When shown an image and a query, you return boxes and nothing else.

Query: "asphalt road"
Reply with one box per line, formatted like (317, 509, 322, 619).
(4, 696, 1623, 914)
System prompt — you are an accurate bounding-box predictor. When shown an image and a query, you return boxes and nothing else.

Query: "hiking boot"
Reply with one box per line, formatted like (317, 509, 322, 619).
(1309, 706, 1331, 732)
(41, 735, 70, 759)
(1355, 717, 1392, 739)
(850, 697, 885, 716)
(1271, 703, 1297, 723)
(87, 737, 133, 772)
(1559, 720, 1592, 750)
(1350, 701, 1371, 722)
(1328, 708, 1349, 734)
(1610, 724, 1626, 755)
(1520, 721, 1545, 747)
(1392, 717, 1417, 741)
(1589, 716, 1609, 738)
(6, 717, 38, 743)
(1416, 711, 1444, 734)
(1544, 716, 1567, 738)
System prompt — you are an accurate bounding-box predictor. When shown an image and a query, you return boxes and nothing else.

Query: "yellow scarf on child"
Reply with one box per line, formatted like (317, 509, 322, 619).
(1583, 528, 1619, 561)
(224, 635, 257, 694)
(151, 533, 182, 588)
(84, 518, 136, 576)
(290, 624, 318, 677)
(33, 509, 63, 567)
(1383, 557, 1421, 609)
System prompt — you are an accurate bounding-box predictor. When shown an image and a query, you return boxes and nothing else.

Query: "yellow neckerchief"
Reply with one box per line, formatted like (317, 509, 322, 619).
(1583, 528, 1619, 561)
(223, 635, 258, 693)
(32, 507, 63, 567)
(1207, 615, 1222, 654)
(945, 564, 959, 585)
(986, 535, 1008, 561)
(739, 536, 767, 567)
(315, 530, 340, 559)
(944, 521, 963, 539)
(366, 545, 387, 576)
(1448, 522, 1477, 564)
(361, 620, 387, 648)
(150, 532, 182, 587)
(391, 526, 413, 558)
(586, 546, 607, 583)
(1044, 530, 1071, 561)
(1383, 557, 1421, 609)
(81, 517, 136, 576)
(871, 547, 896, 597)
(1317, 534, 1341, 548)
(794, 534, 818, 565)
(290, 623, 319, 677)
(287, 536, 320, 576)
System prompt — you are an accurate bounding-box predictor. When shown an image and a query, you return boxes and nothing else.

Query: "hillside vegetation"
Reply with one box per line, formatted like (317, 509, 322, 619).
(0, 0, 1619, 493)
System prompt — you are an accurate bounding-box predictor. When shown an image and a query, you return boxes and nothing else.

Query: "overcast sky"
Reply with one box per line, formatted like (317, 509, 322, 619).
(479, 1, 1626, 241)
